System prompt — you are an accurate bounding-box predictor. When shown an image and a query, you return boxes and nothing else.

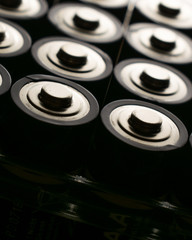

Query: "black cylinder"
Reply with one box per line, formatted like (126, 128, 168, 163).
(170, 133, 192, 209)
(0, 74, 99, 173)
(85, 99, 188, 200)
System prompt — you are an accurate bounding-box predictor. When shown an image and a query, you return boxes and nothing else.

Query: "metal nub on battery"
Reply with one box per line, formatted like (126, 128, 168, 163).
(128, 108, 162, 136)
(158, 0, 181, 17)
(150, 28, 176, 52)
(56, 43, 88, 68)
(73, 8, 100, 31)
(140, 66, 170, 90)
(38, 83, 73, 110)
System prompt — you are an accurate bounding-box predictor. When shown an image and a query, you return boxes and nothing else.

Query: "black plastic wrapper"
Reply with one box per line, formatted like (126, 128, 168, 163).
(0, 0, 49, 41)
(31, 36, 113, 106)
(0, 17, 32, 82)
(0, 74, 99, 173)
(121, 22, 192, 80)
(106, 58, 192, 133)
(168, 133, 192, 209)
(47, 2, 123, 63)
(85, 99, 189, 201)
(130, 0, 192, 37)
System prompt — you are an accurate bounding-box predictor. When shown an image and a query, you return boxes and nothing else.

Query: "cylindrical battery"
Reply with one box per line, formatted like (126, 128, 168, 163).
(108, 58, 192, 132)
(47, 2, 123, 62)
(131, 0, 192, 37)
(122, 22, 192, 79)
(79, 0, 129, 22)
(86, 99, 188, 199)
(0, 17, 32, 82)
(0, 64, 12, 115)
(170, 133, 192, 209)
(0, 0, 48, 41)
(0, 74, 99, 172)
(31, 36, 113, 105)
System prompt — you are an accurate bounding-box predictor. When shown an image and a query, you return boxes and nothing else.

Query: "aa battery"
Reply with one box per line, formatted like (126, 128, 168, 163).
(47, 2, 123, 62)
(31, 36, 113, 105)
(0, 64, 12, 112)
(86, 99, 188, 199)
(131, 0, 192, 37)
(0, 17, 32, 82)
(0, 0, 48, 41)
(169, 133, 192, 209)
(0, 74, 99, 172)
(79, 0, 129, 22)
(122, 22, 192, 79)
(108, 58, 192, 132)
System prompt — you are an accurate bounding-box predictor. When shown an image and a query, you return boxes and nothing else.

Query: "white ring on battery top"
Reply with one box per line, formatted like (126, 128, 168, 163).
(0, 21, 24, 54)
(0, 0, 41, 17)
(54, 5, 117, 40)
(110, 105, 180, 148)
(19, 81, 90, 121)
(37, 41, 106, 79)
(120, 63, 188, 102)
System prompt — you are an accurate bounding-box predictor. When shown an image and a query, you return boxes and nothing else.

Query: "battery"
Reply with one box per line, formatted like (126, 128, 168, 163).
(170, 133, 192, 209)
(132, 0, 192, 37)
(0, 17, 32, 82)
(47, 2, 123, 62)
(108, 58, 192, 132)
(86, 99, 188, 199)
(0, 63, 12, 101)
(79, 0, 129, 22)
(0, 0, 48, 41)
(0, 74, 99, 172)
(31, 36, 113, 105)
(122, 22, 192, 79)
